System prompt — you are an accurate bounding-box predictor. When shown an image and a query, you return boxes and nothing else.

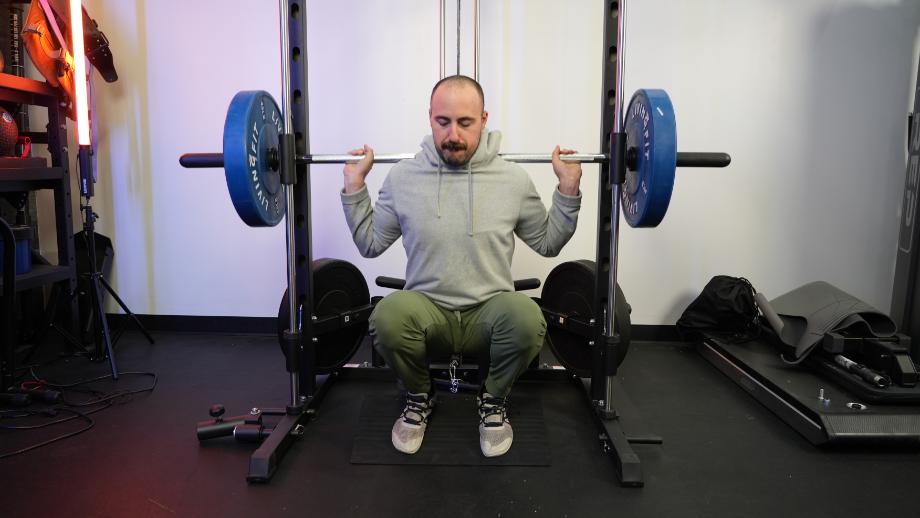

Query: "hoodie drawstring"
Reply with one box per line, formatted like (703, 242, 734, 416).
(436, 160, 443, 218)
(467, 163, 473, 236)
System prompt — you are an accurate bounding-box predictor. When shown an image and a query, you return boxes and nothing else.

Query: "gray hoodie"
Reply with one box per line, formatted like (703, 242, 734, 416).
(340, 129, 581, 310)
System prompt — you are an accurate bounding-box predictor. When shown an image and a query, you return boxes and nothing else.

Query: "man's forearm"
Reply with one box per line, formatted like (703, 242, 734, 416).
(344, 179, 366, 194)
(557, 180, 580, 197)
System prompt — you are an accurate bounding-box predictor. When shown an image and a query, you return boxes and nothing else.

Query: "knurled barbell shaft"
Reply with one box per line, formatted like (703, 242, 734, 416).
(179, 151, 730, 168)
(302, 153, 609, 164)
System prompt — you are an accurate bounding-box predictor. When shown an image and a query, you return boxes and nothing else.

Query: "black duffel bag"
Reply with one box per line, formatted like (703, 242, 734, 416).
(677, 275, 760, 343)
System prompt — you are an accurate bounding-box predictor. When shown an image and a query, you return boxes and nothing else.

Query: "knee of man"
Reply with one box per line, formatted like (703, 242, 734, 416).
(495, 293, 546, 349)
(369, 291, 416, 348)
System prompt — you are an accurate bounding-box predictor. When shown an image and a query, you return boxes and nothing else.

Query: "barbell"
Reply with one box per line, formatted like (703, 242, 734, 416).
(181, 151, 728, 167)
(180, 89, 730, 227)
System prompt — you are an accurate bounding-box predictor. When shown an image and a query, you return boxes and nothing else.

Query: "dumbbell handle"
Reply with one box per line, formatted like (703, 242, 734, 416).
(180, 150, 731, 168)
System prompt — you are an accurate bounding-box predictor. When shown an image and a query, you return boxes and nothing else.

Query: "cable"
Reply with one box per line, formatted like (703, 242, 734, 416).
(30, 367, 151, 389)
(19, 379, 45, 390)
(0, 401, 110, 429)
(12, 351, 89, 379)
(0, 368, 157, 457)
(0, 407, 95, 459)
(63, 381, 156, 407)
(29, 368, 157, 406)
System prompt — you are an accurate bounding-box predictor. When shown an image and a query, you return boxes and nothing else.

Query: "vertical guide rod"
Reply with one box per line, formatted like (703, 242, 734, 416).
(456, 0, 461, 75)
(278, 0, 300, 405)
(474, 0, 480, 80)
(605, 0, 627, 414)
(439, 0, 446, 79)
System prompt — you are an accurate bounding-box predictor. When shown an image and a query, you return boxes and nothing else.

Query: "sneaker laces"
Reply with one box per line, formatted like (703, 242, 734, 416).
(400, 393, 432, 426)
(478, 394, 509, 428)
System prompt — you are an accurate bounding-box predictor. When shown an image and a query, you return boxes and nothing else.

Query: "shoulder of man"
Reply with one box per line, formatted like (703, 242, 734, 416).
(389, 153, 433, 176)
(490, 156, 534, 185)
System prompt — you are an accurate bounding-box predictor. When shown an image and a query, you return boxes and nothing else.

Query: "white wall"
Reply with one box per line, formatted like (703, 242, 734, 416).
(41, 0, 920, 323)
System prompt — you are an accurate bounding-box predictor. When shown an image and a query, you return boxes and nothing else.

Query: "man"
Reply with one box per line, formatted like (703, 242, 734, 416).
(340, 75, 582, 457)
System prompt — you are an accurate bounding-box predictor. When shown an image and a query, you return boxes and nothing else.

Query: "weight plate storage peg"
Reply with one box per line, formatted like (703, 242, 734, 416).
(223, 90, 286, 227)
(622, 89, 677, 228)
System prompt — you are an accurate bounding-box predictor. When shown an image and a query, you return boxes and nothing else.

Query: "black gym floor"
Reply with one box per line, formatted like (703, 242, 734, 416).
(1, 331, 917, 518)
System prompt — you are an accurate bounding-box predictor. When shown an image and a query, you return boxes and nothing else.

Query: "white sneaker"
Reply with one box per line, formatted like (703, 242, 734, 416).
(391, 391, 435, 454)
(478, 392, 513, 457)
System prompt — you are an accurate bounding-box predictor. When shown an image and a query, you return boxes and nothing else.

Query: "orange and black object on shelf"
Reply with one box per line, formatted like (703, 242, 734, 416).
(20, 0, 117, 121)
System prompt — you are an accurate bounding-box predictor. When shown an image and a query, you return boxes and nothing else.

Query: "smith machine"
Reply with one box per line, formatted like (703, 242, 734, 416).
(181, 0, 730, 486)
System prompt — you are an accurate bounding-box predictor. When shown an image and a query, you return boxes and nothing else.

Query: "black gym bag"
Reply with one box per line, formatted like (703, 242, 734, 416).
(677, 275, 761, 343)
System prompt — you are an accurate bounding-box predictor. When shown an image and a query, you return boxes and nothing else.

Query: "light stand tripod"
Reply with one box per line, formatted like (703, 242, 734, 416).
(68, 3, 152, 379)
(75, 145, 154, 380)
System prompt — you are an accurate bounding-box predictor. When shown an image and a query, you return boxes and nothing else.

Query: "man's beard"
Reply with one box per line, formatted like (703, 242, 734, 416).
(438, 140, 472, 167)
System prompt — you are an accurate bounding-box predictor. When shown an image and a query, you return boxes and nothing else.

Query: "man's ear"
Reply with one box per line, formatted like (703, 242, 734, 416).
(481, 110, 489, 127)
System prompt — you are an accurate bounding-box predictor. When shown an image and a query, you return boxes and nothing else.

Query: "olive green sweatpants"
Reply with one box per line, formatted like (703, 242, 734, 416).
(369, 291, 546, 398)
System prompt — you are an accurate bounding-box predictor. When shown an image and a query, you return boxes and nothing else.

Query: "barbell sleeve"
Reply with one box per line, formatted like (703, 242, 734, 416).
(676, 152, 731, 168)
(180, 153, 224, 168)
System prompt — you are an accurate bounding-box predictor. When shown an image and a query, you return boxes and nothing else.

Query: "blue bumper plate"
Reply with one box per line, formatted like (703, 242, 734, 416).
(223, 90, 285, 227)
(622, 89, 677, 228)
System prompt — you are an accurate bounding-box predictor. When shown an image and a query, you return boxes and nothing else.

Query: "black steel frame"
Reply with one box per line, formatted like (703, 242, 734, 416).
(699, 337, 920, 445)
(891, 52, 920, 362)
(236, 0, 656, 486)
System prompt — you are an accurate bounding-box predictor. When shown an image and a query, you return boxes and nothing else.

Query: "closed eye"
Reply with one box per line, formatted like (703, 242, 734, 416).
(435, 117, 476, 127)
